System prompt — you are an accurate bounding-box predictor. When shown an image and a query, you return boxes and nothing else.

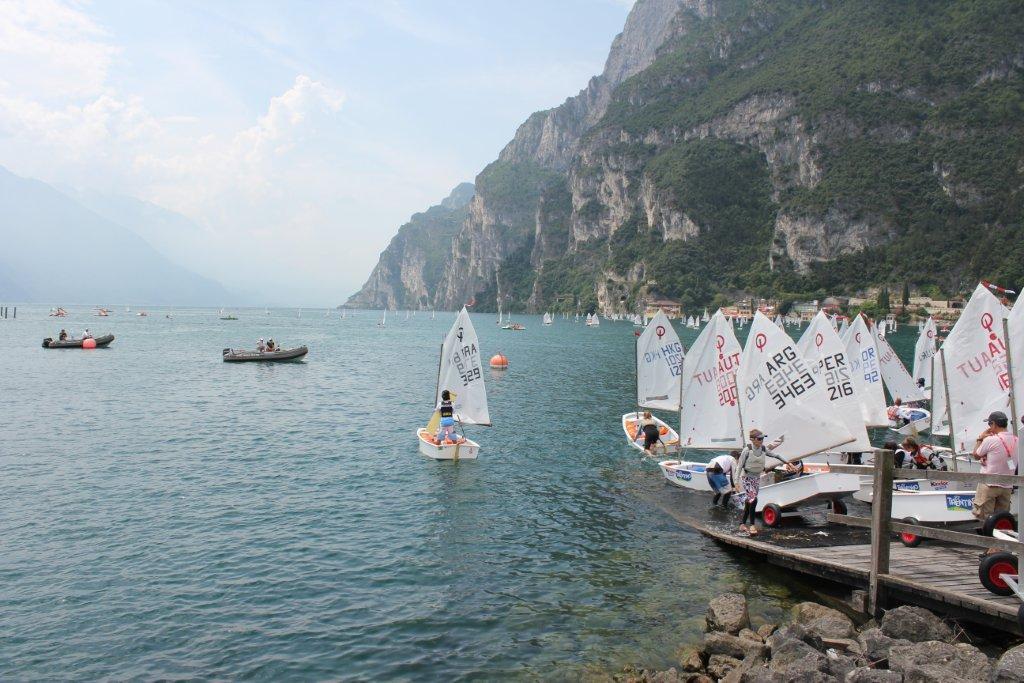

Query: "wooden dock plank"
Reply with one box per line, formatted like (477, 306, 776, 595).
(692, 523, 1021, 633)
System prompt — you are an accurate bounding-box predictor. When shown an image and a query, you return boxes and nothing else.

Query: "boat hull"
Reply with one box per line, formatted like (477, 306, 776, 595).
(621, 412, 679, 454)
(755, 473, 860, 512)
(890, 409, 931, 435)
(42, 334, 114, 348)
(222, 346, 308, 362)
(416, 428, 479, 460)
(658, 460, 713, 491)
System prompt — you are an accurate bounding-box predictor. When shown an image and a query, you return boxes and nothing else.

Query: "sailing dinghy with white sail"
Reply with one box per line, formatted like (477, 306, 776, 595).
(912, 317, 937, 398)
(842, 314, 890, 428)
(873, 322, 930, 433)
(416, 307, 491, 460)
(736, 312, 859, 523)
(543, 312, 553, 326)
(659, 310, 743, 487)
(623, 311, 683, 454)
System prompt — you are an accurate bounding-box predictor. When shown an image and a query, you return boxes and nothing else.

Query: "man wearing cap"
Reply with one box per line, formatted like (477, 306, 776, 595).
(971, 410, 1018, 521)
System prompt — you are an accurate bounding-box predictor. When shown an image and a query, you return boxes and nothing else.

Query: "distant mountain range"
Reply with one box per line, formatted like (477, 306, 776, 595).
(0, 165, 230, 305)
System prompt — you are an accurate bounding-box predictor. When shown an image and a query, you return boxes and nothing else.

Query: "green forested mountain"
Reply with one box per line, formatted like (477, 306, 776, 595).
(350, 0, 1024, 313)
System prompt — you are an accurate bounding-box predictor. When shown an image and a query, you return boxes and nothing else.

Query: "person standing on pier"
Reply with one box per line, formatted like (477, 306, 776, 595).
(735, 430, 785, 536)
(971, 411, 1018, 530)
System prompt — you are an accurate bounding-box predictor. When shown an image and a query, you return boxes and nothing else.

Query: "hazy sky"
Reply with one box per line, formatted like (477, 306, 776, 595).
(0, 0, 633, 305)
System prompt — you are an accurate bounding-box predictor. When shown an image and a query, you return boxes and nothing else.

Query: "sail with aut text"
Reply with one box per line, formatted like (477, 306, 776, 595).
(678, 310, 743, 449)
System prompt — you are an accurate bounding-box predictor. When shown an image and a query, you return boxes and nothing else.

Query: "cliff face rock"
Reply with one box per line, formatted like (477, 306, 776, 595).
(353, 0, 1024, 313)
(346, 183, 473, 309)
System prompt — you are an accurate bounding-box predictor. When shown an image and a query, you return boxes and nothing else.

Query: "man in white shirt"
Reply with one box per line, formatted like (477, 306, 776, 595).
(706, 451, 738, 507)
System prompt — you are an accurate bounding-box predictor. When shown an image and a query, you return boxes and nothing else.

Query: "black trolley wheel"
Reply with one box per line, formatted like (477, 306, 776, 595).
(978, 552, 1018, 596)
(762, 503, 782, 528)
(898, 517, 923, 547)
(982, 510, 1017, 536)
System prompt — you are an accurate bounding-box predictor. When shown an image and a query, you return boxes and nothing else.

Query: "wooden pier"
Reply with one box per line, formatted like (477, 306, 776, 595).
(669, 453, 1024, 634)
(697, 521, 1022, 633)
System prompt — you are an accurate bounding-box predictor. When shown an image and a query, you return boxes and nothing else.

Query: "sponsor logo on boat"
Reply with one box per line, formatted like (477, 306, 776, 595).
(895, 481, 920, 491)
(675, 470, 692, 481)
(945, 494, 974, 511)
(932, 481, 949, 490)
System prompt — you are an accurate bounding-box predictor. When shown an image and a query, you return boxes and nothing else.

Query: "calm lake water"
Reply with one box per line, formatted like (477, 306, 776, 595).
(0, 307, 919, 680)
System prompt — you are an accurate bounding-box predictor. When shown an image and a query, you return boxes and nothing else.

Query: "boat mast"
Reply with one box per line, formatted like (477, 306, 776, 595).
(635, 332, 640, 419)
(939, 347, 958, 472)
(1003, 317, 1019, 429)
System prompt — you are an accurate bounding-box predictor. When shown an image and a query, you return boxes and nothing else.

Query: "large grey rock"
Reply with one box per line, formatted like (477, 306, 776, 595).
(757, 623, 778, 640)
(708, 593, 751, 634)
(703, 631, 768, 660)
(739, 628, 764, 643)
(676, 645, 704, 673)
(993, 643, 1024, 682)
(844, 668, 902, 682)
(768, 634, 824, 672)
(879, 606, 953, 644)
(856, 628, 911, 664)
(707, 654, 743, 680)
(888, 641, 991, 683)
(825, 653, 865, 679)
(649, 668, 684, 683)
(791, 602, 856, 640)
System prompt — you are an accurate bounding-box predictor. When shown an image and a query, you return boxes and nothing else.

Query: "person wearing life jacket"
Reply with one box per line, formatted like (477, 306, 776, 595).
(58, 329, 68, 341)
(735, 430, 786, 536)
(437, 389, 457, 443)
(266, 339, 276, 351)
(971, 411, 1018, 525)
(887, 398, 903, 423)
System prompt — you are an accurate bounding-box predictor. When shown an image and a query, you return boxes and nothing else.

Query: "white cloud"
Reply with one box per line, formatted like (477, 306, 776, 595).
(0, 0, 118, 99)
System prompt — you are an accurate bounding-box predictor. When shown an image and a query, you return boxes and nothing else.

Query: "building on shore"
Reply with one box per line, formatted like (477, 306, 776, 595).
(906, 295, 966, 321)
(791, 300, 820, 322)
(643, 297, 682, 319)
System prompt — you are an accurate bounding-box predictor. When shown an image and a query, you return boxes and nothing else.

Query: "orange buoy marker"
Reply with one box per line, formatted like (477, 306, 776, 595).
(489, 352, 508, 369)
(82, 338, 97, 349)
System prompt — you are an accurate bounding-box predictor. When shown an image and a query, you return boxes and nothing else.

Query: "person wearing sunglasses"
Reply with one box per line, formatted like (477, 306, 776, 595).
(735, 429, 785, 535)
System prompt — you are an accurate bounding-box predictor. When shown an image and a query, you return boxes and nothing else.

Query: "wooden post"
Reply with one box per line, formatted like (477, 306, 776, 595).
(868, 449, 894, 617)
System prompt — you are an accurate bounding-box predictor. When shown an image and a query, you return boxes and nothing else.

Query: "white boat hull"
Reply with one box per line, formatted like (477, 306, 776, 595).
(621, 412, 679, 454)
(755, 473, 860, 512)
(889, 408, 931, 435)
(855, 481, 1018, 523)
(416, 428, 480, 460)
(658, 460, 713, 491)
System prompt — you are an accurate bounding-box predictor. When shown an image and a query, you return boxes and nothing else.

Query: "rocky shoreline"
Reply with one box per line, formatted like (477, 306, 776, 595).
(614, 594, 1023, 682)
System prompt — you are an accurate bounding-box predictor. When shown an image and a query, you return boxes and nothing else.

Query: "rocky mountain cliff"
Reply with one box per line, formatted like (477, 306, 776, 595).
(351, 0, 1024, 314)
(346, 183, 474, 309)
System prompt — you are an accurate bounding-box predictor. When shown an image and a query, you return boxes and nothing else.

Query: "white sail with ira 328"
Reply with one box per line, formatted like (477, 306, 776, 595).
(739, 311, 855, 460)
(938, 283, 1010, 454)
(677, 309, 744, 449)
(622, 311, 684, 452)
(416, 307, 491, 460)
(797, 311, 872, 453)
(842, 314, 890, 427)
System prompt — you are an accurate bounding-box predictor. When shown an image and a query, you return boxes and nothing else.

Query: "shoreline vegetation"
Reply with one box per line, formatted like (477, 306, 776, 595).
(609, 593, 1023, 682)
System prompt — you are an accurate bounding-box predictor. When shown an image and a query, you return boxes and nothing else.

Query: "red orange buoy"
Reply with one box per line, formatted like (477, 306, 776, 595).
(82, 338, 97, 349)
(489, 352, 508, 369)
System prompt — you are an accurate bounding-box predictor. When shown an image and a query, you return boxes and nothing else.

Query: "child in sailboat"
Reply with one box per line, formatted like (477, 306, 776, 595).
(437, 390, 457, 443)
(638, 411, 664, 454)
